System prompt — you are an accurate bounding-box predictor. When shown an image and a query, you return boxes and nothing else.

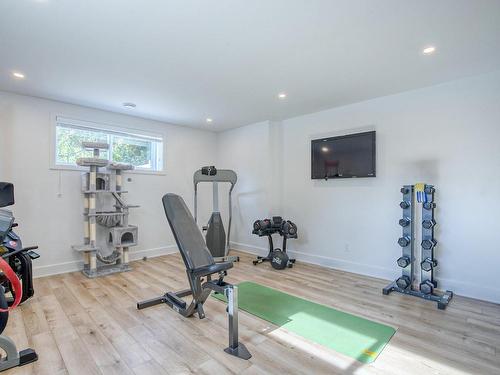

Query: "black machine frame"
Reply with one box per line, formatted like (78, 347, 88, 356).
(0, 182, 39, 371)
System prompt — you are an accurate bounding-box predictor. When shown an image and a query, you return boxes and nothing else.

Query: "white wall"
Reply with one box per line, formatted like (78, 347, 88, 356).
(216, 121, 274, 251)
(0, 91, 217, 276)
(219, 70, 500, 303)
(2, 69, 499, 303)
(0, 116, 5, 177)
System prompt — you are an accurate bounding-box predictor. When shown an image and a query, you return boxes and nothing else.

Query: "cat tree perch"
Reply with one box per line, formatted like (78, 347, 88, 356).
(72, 142, 139, 278)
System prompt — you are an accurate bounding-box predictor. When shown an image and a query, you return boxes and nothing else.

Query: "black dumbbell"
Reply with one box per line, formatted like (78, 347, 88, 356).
(419, 280, 434, 295)
(397, 256, 411, 268)
(421, 239, 437, 250)
(281, 221, 297, 237)
(398, 236, 411, 247)
(253, 219, 271, 231)
(422, 219, 436, 229)
(424, 186, 435, 194)
(423, 202, 436, 210)
(400, 201, 411, 209)
(399, 217, 411, 227)
(401, 187, 410, 194)
(421, 257, 437, 272)
(396, 276, 411, 289)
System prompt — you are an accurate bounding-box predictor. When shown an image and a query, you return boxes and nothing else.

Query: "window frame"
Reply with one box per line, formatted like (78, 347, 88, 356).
(50, 115, 166, 175)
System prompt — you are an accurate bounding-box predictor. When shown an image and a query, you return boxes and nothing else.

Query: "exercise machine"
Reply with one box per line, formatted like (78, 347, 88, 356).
(0, 182, 39, 371)
(252, 216, 297, 269)
(194, 166, 239, 263)
(137, 193, 251, 360)
(383, 184, 453, 309)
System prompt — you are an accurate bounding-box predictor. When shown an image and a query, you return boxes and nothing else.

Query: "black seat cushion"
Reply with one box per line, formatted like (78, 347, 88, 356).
(190, 261, 233, 278)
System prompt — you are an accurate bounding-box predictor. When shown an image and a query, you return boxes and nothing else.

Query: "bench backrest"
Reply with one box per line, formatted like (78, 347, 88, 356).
(162, 193, 214, 271)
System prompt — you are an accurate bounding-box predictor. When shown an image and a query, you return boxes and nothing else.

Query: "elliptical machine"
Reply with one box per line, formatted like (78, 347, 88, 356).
(0, 182, 39, 371)
(194, 166, 239, 262)
(252, 216, 297, 269)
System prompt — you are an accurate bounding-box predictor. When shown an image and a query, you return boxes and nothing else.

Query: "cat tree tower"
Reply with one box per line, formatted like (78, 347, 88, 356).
(72, 142, 139, 278)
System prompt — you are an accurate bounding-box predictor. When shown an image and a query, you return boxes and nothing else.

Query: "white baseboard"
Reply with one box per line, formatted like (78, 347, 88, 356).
(230, 241, 395, 279)
(435, 277, 500, 304)
(230, 241, 500, 304)
(32, 240, 500, 304)
(33, 245, 177, 278)
(33, 260, 83, 278)
(230, 241, 269, 257)
(129, 245, 177, 260)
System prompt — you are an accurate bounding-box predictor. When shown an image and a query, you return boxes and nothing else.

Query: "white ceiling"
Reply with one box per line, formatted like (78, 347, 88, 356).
(1, 0, 500, 131)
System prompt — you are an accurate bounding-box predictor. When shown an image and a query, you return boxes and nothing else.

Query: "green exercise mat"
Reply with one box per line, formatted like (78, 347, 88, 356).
(213, 281, 396, 363)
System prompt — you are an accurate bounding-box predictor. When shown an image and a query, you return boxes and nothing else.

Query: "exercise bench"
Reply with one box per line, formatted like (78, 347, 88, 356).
(137, 193, 251, 360)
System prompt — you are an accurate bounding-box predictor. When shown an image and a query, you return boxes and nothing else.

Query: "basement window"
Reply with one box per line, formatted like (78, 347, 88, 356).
(52, 116, 164, 173)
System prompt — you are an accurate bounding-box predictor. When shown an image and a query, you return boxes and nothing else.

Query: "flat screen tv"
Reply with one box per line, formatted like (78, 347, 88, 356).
(311, 131, 376, 180)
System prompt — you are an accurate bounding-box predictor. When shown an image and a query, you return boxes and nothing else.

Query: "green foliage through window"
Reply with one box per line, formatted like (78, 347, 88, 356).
(112, 136, 151, 168)
(56, 126, 109, 164)
(55, 122, 163, 171)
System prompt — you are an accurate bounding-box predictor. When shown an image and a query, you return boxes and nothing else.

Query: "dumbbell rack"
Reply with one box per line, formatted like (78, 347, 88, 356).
(251, 217, 297, 268)
(383, 184, 453, 309)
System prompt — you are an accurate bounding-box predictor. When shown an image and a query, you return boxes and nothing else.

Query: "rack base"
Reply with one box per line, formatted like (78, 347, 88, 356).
(383, 281, 453, 310)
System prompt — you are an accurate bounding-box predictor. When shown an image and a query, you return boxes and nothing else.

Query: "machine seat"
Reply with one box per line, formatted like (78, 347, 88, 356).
(190, 261, 233, 278)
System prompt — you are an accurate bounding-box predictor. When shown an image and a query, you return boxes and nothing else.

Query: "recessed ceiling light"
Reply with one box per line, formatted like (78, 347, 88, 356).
(278, 92, 287, 99)
(12, 72, 25, 79)
(123, 102, 136, 108)
(321, 147, 329, 152)
(422, 46, 436, 55)
(206, 118, 213, 123)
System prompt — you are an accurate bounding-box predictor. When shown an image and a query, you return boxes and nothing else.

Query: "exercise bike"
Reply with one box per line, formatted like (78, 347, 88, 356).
(0, 182, 39, 371)
(194, 166, 239, 263)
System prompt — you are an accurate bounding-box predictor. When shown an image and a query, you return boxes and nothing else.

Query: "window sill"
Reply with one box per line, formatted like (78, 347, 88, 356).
(50, 165, 166, 176)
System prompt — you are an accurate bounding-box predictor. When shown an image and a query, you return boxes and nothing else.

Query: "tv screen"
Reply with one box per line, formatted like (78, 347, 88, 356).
(311, 131, 376, 180)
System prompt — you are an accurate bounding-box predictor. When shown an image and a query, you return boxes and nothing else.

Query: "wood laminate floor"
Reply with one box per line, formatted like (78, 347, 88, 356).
(3, 251, 500, 375)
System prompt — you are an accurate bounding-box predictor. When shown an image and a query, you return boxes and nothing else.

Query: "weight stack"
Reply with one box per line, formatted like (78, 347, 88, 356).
(420, 185, 437, 295)
(396, 185, 414, 290)
(383, 184, 453, 310)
